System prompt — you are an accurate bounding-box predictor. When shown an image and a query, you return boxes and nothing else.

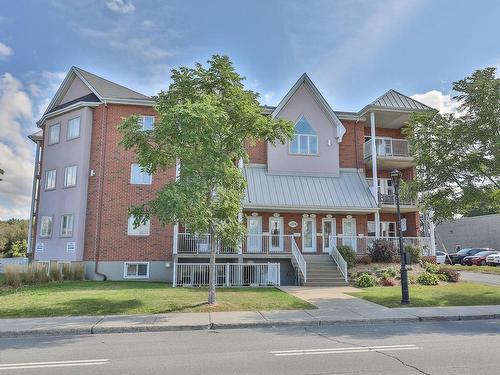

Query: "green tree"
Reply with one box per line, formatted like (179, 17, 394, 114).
(0, 219, 29, 257)
(0, 168, 4, 181)
(119, 55, 293, 304)
(405, 68, 500, 222)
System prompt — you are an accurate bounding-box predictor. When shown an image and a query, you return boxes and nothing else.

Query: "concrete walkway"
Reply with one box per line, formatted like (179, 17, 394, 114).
(1, 286, 499, 337)
(459, 271, 500, 286)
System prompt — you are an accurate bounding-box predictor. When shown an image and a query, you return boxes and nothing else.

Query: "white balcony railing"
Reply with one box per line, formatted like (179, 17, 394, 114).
(176, 233, 293, 255)
(331, 235, 432, 256)
(364, 138, 410, 159)
(291, 237, 307, 283)
(173, 262, 280, 287)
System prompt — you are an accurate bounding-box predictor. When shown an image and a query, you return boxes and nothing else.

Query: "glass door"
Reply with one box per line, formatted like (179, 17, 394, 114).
(246, 216, 262, 253)
(269, 217, 284, 252)
(322, 218, 336, 253)
(302, 218, 316, 253)
(342, 218, 357, 251)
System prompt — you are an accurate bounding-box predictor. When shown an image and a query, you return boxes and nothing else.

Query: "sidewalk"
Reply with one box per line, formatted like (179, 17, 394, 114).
(1, 286, 499, 337)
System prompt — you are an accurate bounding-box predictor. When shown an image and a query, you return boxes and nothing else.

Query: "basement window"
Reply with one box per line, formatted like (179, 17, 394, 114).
(123, 262, 149, 279)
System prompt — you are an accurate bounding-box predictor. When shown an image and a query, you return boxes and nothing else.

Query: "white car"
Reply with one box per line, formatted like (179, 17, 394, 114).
(486, 252, 500, 266)
(436, 251, 449, 264)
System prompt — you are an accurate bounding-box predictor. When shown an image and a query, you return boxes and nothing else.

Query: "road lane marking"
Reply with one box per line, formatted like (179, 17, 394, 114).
(272, 344, 420, 356)
(0, 359, 110, 370)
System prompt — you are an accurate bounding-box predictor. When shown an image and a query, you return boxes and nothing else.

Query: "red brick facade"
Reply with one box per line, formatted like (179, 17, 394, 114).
(83, 104, 175, 262)
(339, 121, 365, 169)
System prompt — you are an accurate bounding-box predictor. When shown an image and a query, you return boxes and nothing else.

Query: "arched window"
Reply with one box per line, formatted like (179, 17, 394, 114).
(289, 116, 318, 155)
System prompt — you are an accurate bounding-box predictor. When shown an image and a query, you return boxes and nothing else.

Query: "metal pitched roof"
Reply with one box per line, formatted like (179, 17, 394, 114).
(365, 89, 432, 112)
(73, 67, 151, 101)
(243, 165, 377, 211)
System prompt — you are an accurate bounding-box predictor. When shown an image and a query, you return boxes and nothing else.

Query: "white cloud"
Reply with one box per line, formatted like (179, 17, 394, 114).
(0, 42, 13, 59)
(0, 73, 36, 220)
(411, 90, 461, 114)
(106, 0, 136, 14)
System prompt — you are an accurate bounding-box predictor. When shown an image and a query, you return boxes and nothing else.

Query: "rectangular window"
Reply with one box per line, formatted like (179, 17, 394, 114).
(123, 262, 149, 279)
(67, 117, 81, 140)
(45, 169, 57, 190)
(57, 262, 71, 274)
(60, 214, 74, 237)
(138, 115, 155, 131)
(64, 165, 77, 187)
(130, 164, 152, 185)
(127, 216, 150, 236)
(40, 216, 53, 237)
(289, 134, 318, 155)
(48, 123, 60, 145)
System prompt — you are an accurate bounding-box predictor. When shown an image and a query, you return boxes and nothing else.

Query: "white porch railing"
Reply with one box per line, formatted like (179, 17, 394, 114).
(331, 236, 432, 256)
(173, 262, 280, 287)
(291, 237, 307, 283)
(364, 138, 410, 159)
(176, 233, 293, 255)
(328, 242, 348, 282)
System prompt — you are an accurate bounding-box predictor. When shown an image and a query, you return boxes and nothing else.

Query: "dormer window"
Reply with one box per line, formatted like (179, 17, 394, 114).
(289, 116, 318, 155)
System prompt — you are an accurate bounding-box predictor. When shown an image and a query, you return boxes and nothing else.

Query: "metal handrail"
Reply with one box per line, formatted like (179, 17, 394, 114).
(328, 239, 348, 282)
(291, 237, 307, 283)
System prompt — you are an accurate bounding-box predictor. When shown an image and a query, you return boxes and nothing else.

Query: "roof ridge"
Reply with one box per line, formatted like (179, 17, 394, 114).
(73, 66, 150, 99)
(387, 88, 433, 109)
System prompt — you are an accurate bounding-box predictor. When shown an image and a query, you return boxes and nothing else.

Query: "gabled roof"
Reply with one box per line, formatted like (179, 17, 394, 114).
(360, 89, 432, 114)
(243, 165, 377, 212)
(39, 66, 153, 125)
(272, 73, 346, 142)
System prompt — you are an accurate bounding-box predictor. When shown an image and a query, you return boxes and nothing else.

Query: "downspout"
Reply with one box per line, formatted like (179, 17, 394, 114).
(93, 101, 109, 281)
(27, 140, 41, 257)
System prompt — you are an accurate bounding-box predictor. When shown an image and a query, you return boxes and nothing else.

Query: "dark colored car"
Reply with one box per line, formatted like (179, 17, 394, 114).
(446, 248, 495, 265)
(462, 251, 498, 266)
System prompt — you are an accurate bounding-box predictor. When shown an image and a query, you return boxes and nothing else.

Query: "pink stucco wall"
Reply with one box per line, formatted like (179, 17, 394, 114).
(267, 81, 340, 176)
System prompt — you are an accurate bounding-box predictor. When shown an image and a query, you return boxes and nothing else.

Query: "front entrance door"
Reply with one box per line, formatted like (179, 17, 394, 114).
(247, 216, 262, 253)
(269, 217, 284, 252)
(342, 218, 357, 251)
(302, 218, 316, 253)
(322, 218, 336, 253)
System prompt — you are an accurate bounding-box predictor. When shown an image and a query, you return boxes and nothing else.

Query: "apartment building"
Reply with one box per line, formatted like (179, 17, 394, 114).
(28, 67, 435, 286)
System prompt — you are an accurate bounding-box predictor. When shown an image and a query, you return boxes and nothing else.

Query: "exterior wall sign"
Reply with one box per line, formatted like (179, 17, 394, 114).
(288, 221, 298, 228)
(35, 242, 44, 253)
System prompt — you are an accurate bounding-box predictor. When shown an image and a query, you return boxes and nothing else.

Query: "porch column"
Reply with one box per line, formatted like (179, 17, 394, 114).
(173, 224, 179, 254)
(374, 211, 381, 239)
(429, 211, 436, 256)
(237, 158, 243, 254)
(370, 111, 378, 205)
(27, 141, 41, 255)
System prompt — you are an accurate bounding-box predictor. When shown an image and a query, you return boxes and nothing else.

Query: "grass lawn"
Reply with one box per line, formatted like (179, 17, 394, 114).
(0, 281, 314, 318)
(349, 282, 500, 308)
(442, 265, 500, 275)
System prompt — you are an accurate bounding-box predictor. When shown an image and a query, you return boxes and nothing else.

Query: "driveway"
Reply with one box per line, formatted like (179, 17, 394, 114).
(459, 271, 500, 286)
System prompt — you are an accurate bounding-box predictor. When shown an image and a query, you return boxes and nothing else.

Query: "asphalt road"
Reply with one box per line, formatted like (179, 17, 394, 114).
(0, 320, 499, 374)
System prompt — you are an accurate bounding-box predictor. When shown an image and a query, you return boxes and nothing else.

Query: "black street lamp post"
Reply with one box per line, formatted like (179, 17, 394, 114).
(390, 169, 410, 305)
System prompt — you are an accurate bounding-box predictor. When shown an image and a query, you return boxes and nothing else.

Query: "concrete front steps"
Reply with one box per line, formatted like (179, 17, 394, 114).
(304, 255, 348, 287)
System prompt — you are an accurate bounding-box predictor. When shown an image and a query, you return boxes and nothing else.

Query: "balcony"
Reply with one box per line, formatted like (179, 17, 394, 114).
(377, 188, 418, 212)
(175, 233, 294, 257)
(364, 138, 415, 169)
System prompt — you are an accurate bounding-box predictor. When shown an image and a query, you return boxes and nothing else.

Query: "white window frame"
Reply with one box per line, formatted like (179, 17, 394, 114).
(48, 123, 60, 145)
(138, 115, 155, 131)
(289, 116, 318, 156)
(127, 215, 151, 236)
(322, 218, 336, 253)
(40, 215, 53, 238)
(57, 261, 71, 274)
(63, 165, 78, 188)
(60, 214, 74, 238)
(130, 164, 152, 185)
(37, 261, 50, 274)
(44, 169, 57, 190)
(123, 262, 150, 279)
(67, 116, 81, 140)
(368, 221, 397, 237)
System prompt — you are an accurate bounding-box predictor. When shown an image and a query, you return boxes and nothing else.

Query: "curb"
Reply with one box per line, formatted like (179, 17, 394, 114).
(1, 314, 498, 338)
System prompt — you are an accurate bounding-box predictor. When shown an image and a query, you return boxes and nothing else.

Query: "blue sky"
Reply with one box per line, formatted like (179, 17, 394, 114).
(0, 0, 499, 219)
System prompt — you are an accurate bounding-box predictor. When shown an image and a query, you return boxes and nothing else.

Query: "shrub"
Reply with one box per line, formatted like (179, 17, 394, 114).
(405, 244, 421, 264)
(72, 263, 85, 281)
(355, 273, 377, 288)
(382, 266, 398, 279)
(438, 267, 460, 282)
(337, 245, 356, 269)
(424, 262, 440, 274)
(368, 239, 397, 263)
(437, 273, 449, 282)
(356, 255, 372, 265)
(4, 264, 23, 287)
(381, 278, 397, 286)
(417, 272, 439, 285)
(49, 265, 62, 282)
(409, 274, 417, 284)
(3, 263, 49, 287)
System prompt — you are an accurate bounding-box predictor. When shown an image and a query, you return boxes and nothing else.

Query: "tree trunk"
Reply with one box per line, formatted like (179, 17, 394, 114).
(208, 223, 217, 305)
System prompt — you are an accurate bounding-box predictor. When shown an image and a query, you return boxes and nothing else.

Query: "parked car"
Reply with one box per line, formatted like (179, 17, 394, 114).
(486, 252, 500, 266)
(435, 251, 449, 264)
(462, 251, 498, 266)
(446, 248, 495, 265)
